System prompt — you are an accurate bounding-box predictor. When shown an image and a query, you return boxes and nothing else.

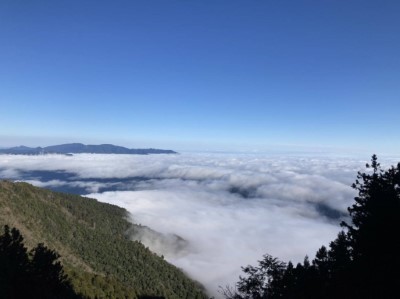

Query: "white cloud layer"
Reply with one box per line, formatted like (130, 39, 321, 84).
(1, 152, 399, 297)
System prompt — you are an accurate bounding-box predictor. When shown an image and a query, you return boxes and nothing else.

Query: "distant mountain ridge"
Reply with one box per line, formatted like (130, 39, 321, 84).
(0, 143, 177, 155)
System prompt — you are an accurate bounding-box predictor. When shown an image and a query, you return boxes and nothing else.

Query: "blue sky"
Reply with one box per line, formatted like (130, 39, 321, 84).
(0, 0, 399, 153)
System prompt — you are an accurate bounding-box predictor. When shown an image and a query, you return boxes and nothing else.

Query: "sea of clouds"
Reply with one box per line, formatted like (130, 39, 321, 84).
(1, 152, 399, 297)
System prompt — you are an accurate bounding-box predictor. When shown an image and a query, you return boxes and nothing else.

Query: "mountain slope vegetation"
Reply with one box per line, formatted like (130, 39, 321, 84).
(0, 180, 206, 299)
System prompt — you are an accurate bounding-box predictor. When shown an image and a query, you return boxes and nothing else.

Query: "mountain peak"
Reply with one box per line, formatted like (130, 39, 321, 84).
(0, 143, 177, 155)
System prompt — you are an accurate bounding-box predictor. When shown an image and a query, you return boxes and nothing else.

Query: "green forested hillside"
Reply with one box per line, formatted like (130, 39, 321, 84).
(0, 180, 207, 299)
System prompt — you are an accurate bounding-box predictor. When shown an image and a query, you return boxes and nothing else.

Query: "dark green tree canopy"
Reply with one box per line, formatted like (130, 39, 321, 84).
(222, 155, 400, 299)
(0, 225, 80, 299)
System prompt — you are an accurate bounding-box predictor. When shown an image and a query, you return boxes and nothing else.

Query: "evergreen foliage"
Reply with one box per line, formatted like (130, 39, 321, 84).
(0, 181, 207, 299)
(0, 225, 80, 299)
(222, 155, 400, 299)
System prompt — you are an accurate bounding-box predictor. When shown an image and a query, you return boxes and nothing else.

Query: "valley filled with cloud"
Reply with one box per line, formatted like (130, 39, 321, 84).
(1, 152, 398, 297)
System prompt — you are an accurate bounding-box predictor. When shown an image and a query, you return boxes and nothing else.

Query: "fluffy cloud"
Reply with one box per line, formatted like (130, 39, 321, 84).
(1, 152, 399, 297)
(89, 188, 340, 296)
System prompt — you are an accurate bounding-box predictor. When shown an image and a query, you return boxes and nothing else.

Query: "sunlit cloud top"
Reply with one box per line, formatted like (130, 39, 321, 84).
(1, 152, 399, 297)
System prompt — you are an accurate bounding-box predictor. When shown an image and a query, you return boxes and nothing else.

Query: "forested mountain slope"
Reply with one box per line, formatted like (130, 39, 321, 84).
(0, 180, 206, 299)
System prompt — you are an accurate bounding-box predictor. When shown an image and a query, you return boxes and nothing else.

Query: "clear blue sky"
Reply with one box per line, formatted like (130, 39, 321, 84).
(1, 0, 399, 153)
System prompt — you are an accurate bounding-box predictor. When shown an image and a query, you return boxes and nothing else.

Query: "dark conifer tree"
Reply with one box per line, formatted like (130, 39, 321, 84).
(29, 243, 78, 298)
(341, 154, 400, 298)
(222, 155, 400, 299)
(279, 261, 296, 299)
(0, 225, 30, 298)
(0, 226, 81, 299)
(326, 231, 352, 298)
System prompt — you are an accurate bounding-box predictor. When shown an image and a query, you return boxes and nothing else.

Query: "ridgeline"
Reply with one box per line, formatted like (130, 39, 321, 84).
(0, 143, 177, 155)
